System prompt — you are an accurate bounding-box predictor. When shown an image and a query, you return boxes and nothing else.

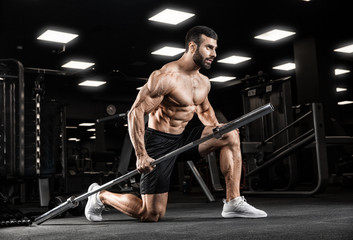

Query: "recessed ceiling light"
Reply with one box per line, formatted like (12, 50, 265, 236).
(62, 61, 95, 69)
(148, 8, 195, 25)
(68, 138, 80, 142)
(66, 126, 78, 129)
(217, 55, 251, 65)
(273, 63, 296, 71)
(334, 44, 353, 53)
(37, 30, 78, 44)
(78, 80, 106, 87)
(336, 88, 347, 92)
(136, 86, 143, 90)
(87, 128, 96, 132)
(338, 101, 353, 105)
(79, 123, 95, 126)
(335, 69, 350, 75)
(90, 136, 96, 139)
(151, 46, 185, 56)
(210, 76, 236, 82)
(254, 29, 296, 42)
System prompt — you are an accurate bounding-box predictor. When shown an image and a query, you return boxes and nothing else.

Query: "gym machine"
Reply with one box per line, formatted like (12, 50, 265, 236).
(241, 75, 353, 195)
(1, 60, 68, 226)
(0, 59, 25, 180)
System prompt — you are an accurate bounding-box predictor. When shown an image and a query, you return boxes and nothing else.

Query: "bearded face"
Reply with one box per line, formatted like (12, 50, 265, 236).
(193, 46, 213, 70)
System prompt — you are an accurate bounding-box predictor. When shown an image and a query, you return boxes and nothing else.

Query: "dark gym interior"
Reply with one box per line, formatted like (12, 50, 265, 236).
(1, 0, 353, 239)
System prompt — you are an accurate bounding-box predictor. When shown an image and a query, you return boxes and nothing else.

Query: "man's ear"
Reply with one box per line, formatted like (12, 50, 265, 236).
(189, 41, 196, 54)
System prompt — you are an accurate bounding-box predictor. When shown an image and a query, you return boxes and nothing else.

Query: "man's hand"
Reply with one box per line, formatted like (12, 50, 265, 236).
(136, 155, 155, 174)
(214, 123, 239, 139)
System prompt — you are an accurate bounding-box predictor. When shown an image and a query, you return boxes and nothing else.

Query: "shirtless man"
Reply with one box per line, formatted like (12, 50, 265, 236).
(85, 26, 267, 222)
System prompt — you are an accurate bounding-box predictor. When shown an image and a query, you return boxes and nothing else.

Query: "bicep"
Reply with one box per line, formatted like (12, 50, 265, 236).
(130, 72, 170, 114)
(131, 84, 164, 115)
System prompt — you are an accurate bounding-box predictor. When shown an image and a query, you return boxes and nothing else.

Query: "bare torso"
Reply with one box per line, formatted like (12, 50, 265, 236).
(127, 34, 218, 172)
(147, 61, 210, 134)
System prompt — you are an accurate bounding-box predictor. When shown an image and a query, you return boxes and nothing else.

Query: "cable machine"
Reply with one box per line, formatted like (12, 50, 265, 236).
(0, 59, 25, 181)
(1, 60, 66, 205)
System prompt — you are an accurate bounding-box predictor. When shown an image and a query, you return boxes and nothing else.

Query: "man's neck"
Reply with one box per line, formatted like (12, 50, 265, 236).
(177, 53, 200, 73)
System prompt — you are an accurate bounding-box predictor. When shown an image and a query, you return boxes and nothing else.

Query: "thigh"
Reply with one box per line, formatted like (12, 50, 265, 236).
(140, 157, 177, 194)
(198, 126, 239, 157)
(177, 125, 205, 161)
(142, 128, 182, 194)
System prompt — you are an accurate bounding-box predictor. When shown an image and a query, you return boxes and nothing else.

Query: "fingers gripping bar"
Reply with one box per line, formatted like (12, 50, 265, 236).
(34, 103, 274, 225)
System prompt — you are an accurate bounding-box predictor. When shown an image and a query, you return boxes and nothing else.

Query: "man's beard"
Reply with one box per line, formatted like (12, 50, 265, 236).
(193, 48, 212, 70)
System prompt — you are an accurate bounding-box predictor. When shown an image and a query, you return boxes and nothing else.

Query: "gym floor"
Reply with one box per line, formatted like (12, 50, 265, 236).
(1, 185, 352, 240)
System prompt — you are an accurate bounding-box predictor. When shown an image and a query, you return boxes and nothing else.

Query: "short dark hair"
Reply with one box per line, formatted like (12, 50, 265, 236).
(185, 26, 218, 52)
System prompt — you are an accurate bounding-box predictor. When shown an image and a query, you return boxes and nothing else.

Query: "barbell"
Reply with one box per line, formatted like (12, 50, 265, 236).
(34, 103, 274, 225)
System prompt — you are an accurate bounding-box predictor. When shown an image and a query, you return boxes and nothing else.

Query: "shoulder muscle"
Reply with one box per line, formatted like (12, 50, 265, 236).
(146, 70, 174, 97)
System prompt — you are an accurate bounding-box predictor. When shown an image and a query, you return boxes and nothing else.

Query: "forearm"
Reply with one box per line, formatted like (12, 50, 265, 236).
(128, 108, 148, 158)
(198, 106, 219, 127)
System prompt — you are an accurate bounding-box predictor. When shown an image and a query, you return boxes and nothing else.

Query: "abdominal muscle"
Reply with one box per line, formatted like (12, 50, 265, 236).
(148, 104, 197, 135)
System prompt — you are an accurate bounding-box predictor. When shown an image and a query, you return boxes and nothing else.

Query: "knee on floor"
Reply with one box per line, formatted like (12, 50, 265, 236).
(140, 210, 165, 222)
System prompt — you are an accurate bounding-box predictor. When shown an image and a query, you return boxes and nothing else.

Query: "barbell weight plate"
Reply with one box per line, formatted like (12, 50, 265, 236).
(48, 196, 67, 218)
(68, 198, 87, 216)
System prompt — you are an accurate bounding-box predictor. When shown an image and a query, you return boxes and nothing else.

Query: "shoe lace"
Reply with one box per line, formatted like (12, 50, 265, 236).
(238, 196, 252, 208)
(96, 204, 105, 211)
(223, 196, 250, 207)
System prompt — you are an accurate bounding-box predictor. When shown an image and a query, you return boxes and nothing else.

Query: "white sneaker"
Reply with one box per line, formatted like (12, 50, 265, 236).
(221, 196, 267, 218)
(85, 183, 104, 221)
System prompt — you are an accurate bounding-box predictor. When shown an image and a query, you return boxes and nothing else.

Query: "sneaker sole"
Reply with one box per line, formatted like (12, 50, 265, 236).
(85, 183, 103, 222)
(222, 212, 267, 218)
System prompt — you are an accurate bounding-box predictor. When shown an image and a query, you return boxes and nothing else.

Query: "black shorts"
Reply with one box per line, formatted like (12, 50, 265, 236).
(140, 126, 205, 194)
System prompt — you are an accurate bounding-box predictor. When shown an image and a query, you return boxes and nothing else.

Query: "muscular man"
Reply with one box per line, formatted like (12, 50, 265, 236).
(85, 26, 267, 222)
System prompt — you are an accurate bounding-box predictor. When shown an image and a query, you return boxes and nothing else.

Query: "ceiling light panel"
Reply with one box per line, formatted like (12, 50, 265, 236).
(151, 46, 185, 56)
(79, 123, 95, 126)
(78, 80, 106, 87)
(335, 69, 350, 75)
(217, 55, 251, 65)
(338, 101, 353, 105)
(334, 44, 353, 53)
(336, 88, 347, 92)
(210, 76, 236, 82)
(273, 63, 296, 71)
(148, 9, 195, 25)
(62, 61, 95, 69)
(254, 29, 296, 41)
(37, 30, 78, 44)
(68, 138, 80, 142)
